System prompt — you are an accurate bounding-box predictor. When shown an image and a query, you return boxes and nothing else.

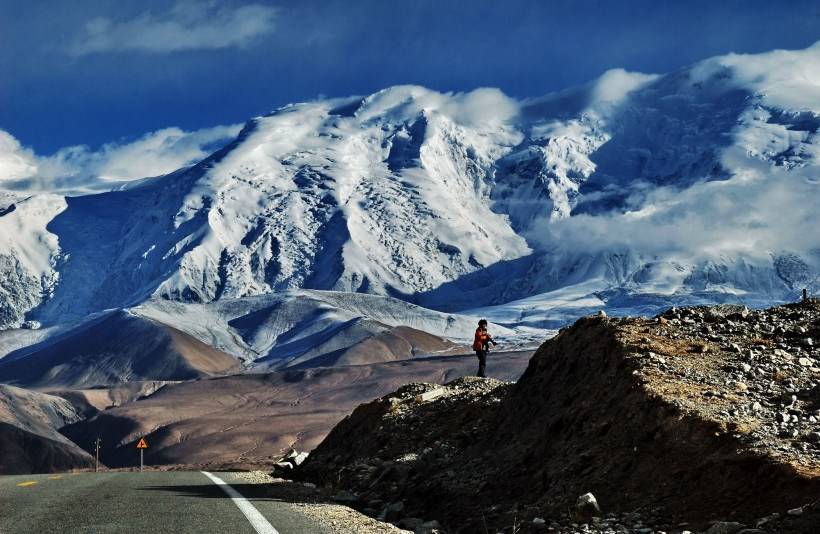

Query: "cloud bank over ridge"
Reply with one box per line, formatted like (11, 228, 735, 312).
(0, 124, 242, 193)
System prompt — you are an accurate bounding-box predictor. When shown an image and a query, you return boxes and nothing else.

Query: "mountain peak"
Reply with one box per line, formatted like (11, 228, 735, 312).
(1, 43, 819, 334)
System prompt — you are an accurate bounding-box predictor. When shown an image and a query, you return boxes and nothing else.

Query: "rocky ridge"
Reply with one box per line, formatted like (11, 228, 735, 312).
(295, 300, 820, 533)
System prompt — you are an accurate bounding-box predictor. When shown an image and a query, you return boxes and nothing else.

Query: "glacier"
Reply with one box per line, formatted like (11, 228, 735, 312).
(1, 43, 819, 361)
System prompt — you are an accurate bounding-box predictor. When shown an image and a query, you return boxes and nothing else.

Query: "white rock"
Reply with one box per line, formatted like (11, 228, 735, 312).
(575, 492, 601, 518)
(415, 388, 446, 403)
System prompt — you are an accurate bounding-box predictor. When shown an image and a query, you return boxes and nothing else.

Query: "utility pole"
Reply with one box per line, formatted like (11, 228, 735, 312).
(94, 437, 101, 473)
(804, 288, 809, 302)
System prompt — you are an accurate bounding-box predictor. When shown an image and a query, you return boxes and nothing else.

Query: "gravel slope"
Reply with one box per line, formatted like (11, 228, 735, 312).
(296, 301, 820, 533)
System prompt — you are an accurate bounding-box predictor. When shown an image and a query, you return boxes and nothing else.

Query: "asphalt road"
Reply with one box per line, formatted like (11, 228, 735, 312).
(0, 471, 332, 533)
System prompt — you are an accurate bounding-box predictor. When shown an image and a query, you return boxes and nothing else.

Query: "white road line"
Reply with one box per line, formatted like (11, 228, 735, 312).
(201, 471, 280, 534)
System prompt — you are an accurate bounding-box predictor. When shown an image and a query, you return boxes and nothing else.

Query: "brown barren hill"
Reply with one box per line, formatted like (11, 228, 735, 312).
(296, 302, 820, 533)
(60, 351, 531, 471)
(0, 310, 239, 389)
(0, 384, 95, 474)
(288, 325, 461, 368)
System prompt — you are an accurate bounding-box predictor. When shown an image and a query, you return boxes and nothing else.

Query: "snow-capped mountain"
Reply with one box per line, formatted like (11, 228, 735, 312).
(1, 43, 819, 343)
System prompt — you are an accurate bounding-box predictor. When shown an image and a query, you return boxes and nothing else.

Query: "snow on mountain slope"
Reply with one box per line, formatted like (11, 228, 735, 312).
(435, 44, 820, 316)
(0, 43, 819, 339)
(0, 194, 65, 329)
(0, 88, 531, 330)
(156, 86, 529, 303)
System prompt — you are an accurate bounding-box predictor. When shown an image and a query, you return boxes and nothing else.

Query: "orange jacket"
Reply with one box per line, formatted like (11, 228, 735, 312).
(472, 327, 492, 351)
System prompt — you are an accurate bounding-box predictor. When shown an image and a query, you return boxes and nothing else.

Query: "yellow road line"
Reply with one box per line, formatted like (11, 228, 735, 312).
(48, 475, 62, 480)
(16, 481, 37, 487)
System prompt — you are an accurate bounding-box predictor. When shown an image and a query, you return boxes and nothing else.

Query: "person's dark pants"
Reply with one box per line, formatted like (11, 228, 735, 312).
(475, 349, 487, 377)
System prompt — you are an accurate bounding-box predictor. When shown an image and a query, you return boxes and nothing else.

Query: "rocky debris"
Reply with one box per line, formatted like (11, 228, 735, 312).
(645, 301, 820, 469)
(272, 448, 310, 474)
(296, 301, 820, 533)
(296, 377, 506, 531)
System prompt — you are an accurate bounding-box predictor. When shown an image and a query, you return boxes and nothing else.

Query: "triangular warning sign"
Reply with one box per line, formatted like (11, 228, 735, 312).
(136, 437, 149, 449)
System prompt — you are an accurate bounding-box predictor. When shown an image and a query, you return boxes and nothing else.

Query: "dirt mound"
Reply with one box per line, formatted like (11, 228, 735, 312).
(296, 302, 820, 533)
(0, 310, 239, 388)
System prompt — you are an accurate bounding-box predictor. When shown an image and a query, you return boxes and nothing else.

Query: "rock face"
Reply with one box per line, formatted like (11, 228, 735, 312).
(296, 301, 820, 533)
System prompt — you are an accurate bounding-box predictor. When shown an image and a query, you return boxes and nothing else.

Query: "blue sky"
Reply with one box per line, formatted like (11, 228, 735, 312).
(1, 0, 819, 154)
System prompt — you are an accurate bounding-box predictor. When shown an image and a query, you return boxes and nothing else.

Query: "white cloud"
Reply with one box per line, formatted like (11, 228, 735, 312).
(0, 124, 243, 193)
(69, 1, 278, 56)
(690, 41, 820, 111)
(0, 131, 38, 181)
(588, 69, 659, 107)
(358, 86, 520, 126)
(528, 163, 820, 272)
(439, 88, 521, 125)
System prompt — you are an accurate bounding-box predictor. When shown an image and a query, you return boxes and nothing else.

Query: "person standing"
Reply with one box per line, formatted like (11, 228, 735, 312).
(472, 319, 497, 378)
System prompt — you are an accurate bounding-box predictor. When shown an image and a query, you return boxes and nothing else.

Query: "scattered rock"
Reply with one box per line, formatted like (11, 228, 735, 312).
(414, 520, 441, 534)
(705, 522, 746, 534)
(575, 492, 601, 520)
(397, 517, 423, 530)
(333, 490, 358, 504)
(382, 501, 405, 521)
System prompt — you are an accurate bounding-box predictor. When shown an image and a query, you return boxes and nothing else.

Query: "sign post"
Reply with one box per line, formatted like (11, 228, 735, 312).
(136, 437, 149, 472)
(94, 437, 101, 473)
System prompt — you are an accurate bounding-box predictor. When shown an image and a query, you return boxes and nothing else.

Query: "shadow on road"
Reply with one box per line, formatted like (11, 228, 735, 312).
(141, 478, 326, 505)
